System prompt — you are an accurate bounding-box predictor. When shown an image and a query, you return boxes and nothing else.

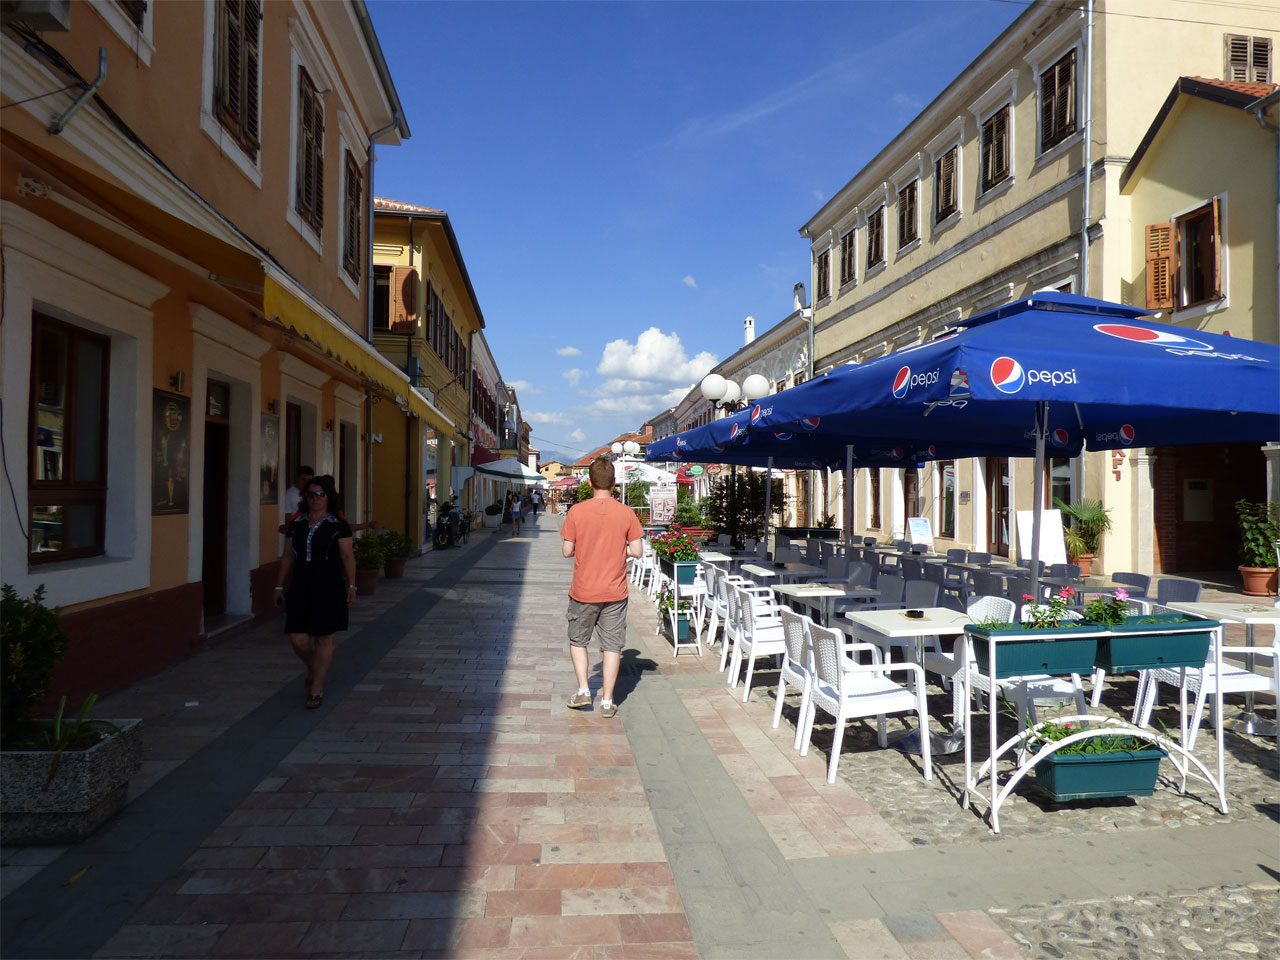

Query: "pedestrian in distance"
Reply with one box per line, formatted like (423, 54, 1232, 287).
(277, 464, 314, 535)
(510, 491, 522, 536)
(274, 474, 356, 709)
(561, 457, 644, 718)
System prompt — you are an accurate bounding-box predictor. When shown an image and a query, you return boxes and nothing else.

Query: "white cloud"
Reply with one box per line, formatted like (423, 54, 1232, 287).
(527, 411, 572, 425)
(586, 385, 688, 417)
(597, 327, 716, 385)
(507, 379, 540, 394)
(556, 346, 582, 357)
(568, 428, 586, 442)
(682, 275, 697, 288)
(563, 368, 584, 388)
(892, 92, 923, 112)
(813, 189, 826, 202)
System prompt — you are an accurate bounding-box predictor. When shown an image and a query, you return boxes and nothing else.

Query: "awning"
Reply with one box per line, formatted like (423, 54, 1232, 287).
(471, 447, 500, 466)
(264, 273, 454, 434)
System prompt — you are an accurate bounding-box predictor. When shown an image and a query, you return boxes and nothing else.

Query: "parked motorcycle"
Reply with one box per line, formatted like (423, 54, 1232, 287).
(432, 497, 470, 549)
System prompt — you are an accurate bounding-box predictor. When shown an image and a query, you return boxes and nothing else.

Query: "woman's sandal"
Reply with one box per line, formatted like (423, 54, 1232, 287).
(305, 693, 323, 709)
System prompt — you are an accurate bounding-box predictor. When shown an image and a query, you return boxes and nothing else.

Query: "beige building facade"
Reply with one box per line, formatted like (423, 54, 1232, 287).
(801, 0, 1278, 572)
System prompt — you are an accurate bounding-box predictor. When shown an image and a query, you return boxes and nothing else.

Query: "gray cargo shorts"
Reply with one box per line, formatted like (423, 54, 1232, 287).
(566, 597, 628, 653)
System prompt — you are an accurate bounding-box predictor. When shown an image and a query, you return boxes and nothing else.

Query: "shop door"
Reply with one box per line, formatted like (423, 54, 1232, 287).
(986, 457, 1010, 557)
(202, 382, 231, 616)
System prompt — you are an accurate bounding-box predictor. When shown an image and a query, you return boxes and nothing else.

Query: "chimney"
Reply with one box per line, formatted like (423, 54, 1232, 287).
(743, 316, 756, 345)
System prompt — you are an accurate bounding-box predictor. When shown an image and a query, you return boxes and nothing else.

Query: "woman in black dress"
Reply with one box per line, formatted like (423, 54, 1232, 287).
(273, 474, 356, 708)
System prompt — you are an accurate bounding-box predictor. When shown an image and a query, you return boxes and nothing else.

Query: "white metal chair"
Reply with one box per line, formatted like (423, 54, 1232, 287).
(1133, 626, 1279, 749)
(799, 621, 933, 784)
(727, 583, 786, 702)
(774, 609, 816, 749)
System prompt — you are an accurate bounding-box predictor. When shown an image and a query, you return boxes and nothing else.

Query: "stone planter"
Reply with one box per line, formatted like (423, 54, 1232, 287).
(1, 718, 143, 844)
(482, 511, 501, 528)
(1075, 554, 1096, 577)
(383, 556, 407, 579)
(354, 568, 380, 596)
(1033, 745, 1166, 802)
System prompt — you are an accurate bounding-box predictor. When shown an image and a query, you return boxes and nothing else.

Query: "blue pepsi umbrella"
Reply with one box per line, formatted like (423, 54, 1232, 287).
(753, 290, 1280, 586)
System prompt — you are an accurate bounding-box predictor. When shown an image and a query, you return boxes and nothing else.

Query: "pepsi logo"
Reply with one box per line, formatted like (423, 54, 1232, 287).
(892, 366, 911, 399)
(774, 432, 793, 441)
(750, 404, 762, 423)
(801, 417, 821, 431)
(1121, 424, 1135, 444)
(729, 424, 741, 440)
(1051, 428, 1070, 448)
(891, 448, 904, 461)
(810, 460, 824, 468)
(990, 357, 1025, 394)
(1095, 424, 1136, 446)
(926, 445, 937, 457)
(1094, 324, 1212, 352)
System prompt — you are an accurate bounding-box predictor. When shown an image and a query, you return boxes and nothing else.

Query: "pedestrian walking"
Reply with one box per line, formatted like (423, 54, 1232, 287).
(510, 491, 522, 536)
(561, 457, 644, 718)
(274, 474, 355, 709)
(277, 464, 314, 535)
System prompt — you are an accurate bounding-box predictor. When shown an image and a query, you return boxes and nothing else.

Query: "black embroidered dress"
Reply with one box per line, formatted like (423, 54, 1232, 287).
(285, 514, 352, 635)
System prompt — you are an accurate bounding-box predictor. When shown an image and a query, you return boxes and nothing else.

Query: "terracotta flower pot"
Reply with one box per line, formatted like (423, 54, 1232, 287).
(384, 556, 407, 579)
(1075, 554, 1095, 577)
(355, 568, 380, 596)
(1238, 565, 1278, 597)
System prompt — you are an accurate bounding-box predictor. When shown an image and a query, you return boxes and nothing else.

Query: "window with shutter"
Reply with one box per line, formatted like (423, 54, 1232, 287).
(1225, 34, 1271, 83)
(935, 147, 958, 221)
(839, 229, 855, 286)
(294, 68, 325, 234)
(213, 0, 260, 159)
(816, 250, 830, 300)
(1039, 49, 1076, 152)
(1144, 223, 1174, 311)
(372, 267, 391, 330)
(425, 285, 436, 348)
(897, 181, 918, 247)
(981, 107, 1010, 192)
(1174, 200, 1223, 310)
(342, 152, 362, 282)
(391, 267, 419, 334)
(866, 207, 884, 269)
(117, 0, 146, 29)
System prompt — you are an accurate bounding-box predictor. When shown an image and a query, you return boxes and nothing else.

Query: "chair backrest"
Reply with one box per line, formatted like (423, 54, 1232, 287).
(947, 548, 968, 563)
(1156, 578, 1202, 603)
(903, 580, 940, 608)
(824, 556, 850, 580)
(1019, 559, 1046, 577)
(776, 546, 801, 563)
(1049, 563, 1082, 579)
(1006, 578, 1035, 604)
(967, 551, 992, 565)
(845, 546, 863, 562)
(776, 535, 791, 549)
(739, 587, 760, 635)
(876, 575, 906, 604)
(744, 538, 758, 552)
(847, 561, 873, 587)
(900, 558, 925, 581)
(703, 562, 719, 596)
(924, 562, 946, 585)
(967, 595, 1016, 623)
(893, 539, 911, 552)
(717, 534, 731, 546)
(910, 543, 929, 554)
(725, 582, 742, 631)
(806, 538, 822, 561)
(1113, 572, 1151, 594)
(716, 571, 733, 610)
(808, 621, 846, 690)
(972, 571, 1004, 597)
(863, 537, 877, 547)
(779, 608, 810, 669)
(757, 541, 769, 558)
(820, 541, 837, 564)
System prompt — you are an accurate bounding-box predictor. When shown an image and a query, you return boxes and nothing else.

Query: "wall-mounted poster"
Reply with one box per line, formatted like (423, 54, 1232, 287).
(319, 432, 335, 477)
(152, 390, 190, 515)
(260, 414, 280, 504)
(649, 483, 677, 524)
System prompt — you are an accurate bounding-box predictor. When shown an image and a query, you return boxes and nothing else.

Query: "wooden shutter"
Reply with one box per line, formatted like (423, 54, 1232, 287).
(242, 0, 261, 150)
(387, 266, 402, 330)
(216, 1, 242, 125)
(424, 285, 435, 347)
(1225, 34, 1251, 82)
(1145, 222, 1175, 310)
(391, 267, 417, 332)
(1056, 51, 1075, 139)
(1252, 37, 1272, 83)
(936, 148, 956, 219)
(343, 153, 361, 280)
(1040, 68, 1055, 152)
(1210, 196, 1222, 300)
(993, 109, 1008, 181)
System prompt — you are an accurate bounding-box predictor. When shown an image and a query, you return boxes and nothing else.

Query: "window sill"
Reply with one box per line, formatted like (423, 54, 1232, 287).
(975, 177, 1014, 209)
(90, 1, 154, 65)
(932, 209, 962, 237)
(838, 278, 857, 295)
(1172, 297, 1227, 323)
(896, 237, 921, 257)
(199, 111, 262, 188)
(338, 267, 360, 302)
(1033, 129, 1084, 170)
(287, 207, 324, 256)
(864, 262, 887, 283)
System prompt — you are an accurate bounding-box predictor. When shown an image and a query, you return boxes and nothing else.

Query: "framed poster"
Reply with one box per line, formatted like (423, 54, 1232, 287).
(906, 516, 934, 549)
(260, 414, 280, 504)
(319, 432, 335, 477)
(152, 390, 190, 515)
(649, 483, 677, 524)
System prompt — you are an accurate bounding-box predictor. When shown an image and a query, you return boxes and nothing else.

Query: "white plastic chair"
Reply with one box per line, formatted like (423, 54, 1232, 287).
(727, 583, 786, 702)
(799, 621, 933, 784)
(774, 609, 816, 749)
(719, 579, 774, 672)
(1133, 626, 1279, 749)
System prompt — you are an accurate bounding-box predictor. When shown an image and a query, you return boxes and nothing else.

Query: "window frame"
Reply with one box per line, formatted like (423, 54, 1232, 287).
(341, 150, 362, 285)
(838, 227, 856, 288)
(292, 65, 325, 238)
(969, 69, 1018, 199)
(815, 248, 831, 303)
(868, 469, 881, 530)
(979, 106, 1011, 194)
(897, 179, 919, 249)
(1224, 33, 1272, 84)
(27, 314, 111, 565)
(91, 0, 156, 65)
(200, 0, 262, 185)
(865, 206, 885, 271)
(1173, 196, 1226, 314)
(212, 0, 262, 161)
(1038, 48, 1077, 154)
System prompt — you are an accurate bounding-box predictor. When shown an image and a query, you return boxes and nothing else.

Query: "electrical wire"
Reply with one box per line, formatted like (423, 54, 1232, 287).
(0, 81, 81, 110)
(985, 0, 1276, 30)
(0, 396, 32, 547)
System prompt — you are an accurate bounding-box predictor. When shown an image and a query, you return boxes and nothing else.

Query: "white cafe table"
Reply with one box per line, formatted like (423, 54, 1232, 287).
(700, 552, 734, 565)
(1165, 601, 1280, 737)
(772, 582, 850, 627)
(741, 562, 827, 584)
(843, 607, 973, 754)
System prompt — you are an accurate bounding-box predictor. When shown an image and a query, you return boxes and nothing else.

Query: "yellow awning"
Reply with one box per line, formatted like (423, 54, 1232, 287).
(264, 274, 454, 434)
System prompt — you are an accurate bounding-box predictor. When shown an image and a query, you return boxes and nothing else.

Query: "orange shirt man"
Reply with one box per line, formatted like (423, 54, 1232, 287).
(561, 457, 643, 718)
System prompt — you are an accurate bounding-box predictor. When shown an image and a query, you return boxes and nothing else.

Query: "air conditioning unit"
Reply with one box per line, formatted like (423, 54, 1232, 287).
(0, 0, 71, 30)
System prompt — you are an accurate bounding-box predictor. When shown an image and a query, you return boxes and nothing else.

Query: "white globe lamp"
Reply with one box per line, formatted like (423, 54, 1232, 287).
(610, 441, 623, 455)
(700, 374, 727, 402)
(721, 380, 741, 405)
(742, 374, 770, 401)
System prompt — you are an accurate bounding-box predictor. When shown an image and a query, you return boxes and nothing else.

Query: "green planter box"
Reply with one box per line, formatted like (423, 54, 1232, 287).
(659, 558, 699, 585)
(1033, 746, 1167, 802)
(1094, 614, 1215, 673)
(968, 625, 1100, 679)
(672, 613, 693, 641)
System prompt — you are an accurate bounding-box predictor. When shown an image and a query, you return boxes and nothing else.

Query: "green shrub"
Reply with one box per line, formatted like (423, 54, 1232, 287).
(376, 529, 412, 558)
(1236, 499, 1280, 567)
(352, 535, 386, 570)
(1, 584, 71, 741)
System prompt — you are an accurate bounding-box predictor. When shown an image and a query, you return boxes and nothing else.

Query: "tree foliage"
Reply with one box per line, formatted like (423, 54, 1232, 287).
(701, 471, 784, 542)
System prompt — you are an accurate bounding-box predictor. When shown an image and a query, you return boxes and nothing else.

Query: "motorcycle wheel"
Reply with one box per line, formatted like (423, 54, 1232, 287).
(433, 529, 450, 550)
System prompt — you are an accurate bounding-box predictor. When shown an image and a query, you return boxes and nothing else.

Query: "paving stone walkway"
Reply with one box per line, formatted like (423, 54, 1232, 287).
(2, 511, 1276, 959)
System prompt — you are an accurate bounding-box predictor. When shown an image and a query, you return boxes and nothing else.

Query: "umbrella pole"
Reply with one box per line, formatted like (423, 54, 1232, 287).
(1029, 401, 1048, 602)
(764, 457, 774, 557)
(845, 445, 854, 542)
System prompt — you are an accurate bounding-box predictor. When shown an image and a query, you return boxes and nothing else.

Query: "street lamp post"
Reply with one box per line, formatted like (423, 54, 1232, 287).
(794, 282, 816, 528)
(610, 439, 640, 508)
(699, 373, 770, 547)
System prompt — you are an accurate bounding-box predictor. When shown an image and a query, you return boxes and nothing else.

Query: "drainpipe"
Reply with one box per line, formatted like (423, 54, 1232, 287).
(1079, 0, 1094, 295)
(48, 48, 106, 135)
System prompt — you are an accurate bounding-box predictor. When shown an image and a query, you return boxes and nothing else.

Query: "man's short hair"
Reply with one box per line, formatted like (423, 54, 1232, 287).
(297, 465, 315, 480)
(588, 457, 614, 490)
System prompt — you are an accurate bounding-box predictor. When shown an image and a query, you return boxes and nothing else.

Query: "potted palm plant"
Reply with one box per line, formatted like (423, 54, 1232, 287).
(1235, 498, 1279, 597)
(1, 585, 141, 844)
(352, 535, 385, 595)
(1055, 498, 1113, 577)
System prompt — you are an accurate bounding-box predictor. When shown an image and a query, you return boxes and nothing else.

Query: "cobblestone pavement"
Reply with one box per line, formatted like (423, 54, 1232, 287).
(2, 517, 1276, 960)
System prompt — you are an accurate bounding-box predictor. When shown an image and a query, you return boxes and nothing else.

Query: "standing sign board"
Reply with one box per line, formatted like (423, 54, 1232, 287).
(650, 483, 677, 524)
(1016, 509, 1068, 566)
(906, 516, 934, 549)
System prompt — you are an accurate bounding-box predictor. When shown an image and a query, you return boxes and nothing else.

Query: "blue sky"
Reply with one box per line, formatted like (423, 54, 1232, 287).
(369, 0, 1022, 462)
